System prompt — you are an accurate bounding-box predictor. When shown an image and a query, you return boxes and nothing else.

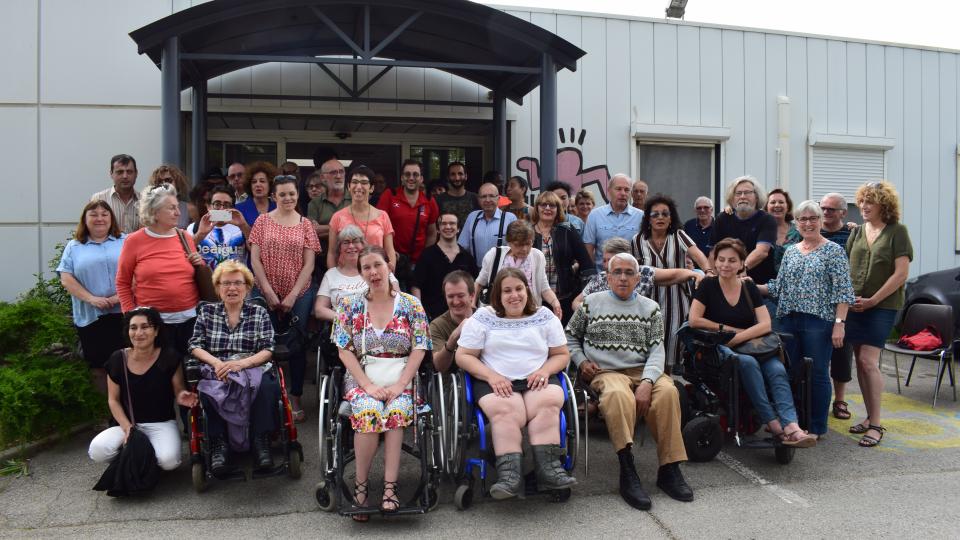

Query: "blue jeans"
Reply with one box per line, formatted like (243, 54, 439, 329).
(718, 345, 798, 427)
(763, 298, 784, 333)
(778, 312, 834, 435)
(254, 284, 316, 397)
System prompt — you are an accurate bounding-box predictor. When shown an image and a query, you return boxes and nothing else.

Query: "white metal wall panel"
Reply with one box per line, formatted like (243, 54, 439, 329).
(901, 49, 923, 274)
(606, 19, 631, 173)
(765, 34, 786, 186)
(866, 45, 886, 137)
(810, 147, 885, 202)
(557, 14, 583, 138)
(806, 39, 829, 135)
(630, 21, 655, 125)
(677, 26, 701, 126)
(0, 0, 38, 104)
(722, 30, 745, 179)
(220, 68, 252, 108)
(395, 67, 424, 113)
(252, 63, 282, 108)
(368, 64, 399, 113)
(0, 226, 41, 301)
(743, 33, 766, 179)
(938, 53, 957, 266)
(885, 48, 905, 201)
(424, 68, 452, 113)
(847, 43, 867, 136)
(699, 28, 723, 127)
(827, 40, 847, 134)
(281, 63, 310, 109)
(786, 36, 808, 194)
(579, 17, 606, 172)
(920, 50, 942, 274)
(0, 107, 39, 223)
(653, 24, 678, 125)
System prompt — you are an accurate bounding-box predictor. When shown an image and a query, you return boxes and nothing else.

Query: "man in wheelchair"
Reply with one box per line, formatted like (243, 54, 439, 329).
(566, 253, 693, 511)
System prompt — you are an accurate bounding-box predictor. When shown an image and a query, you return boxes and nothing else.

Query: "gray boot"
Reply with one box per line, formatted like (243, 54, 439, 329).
(489, 452, 523, 500)
(532, 444, 577, 490)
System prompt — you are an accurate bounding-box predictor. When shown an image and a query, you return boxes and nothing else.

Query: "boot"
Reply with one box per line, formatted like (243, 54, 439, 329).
(618, 447, 651, 510)
(489, 453, 523, 500)
(656, 462, 694, 502)
(210, 436, 229, 474)
(253, 432, 273, 470)
(532, 444, 577, 491)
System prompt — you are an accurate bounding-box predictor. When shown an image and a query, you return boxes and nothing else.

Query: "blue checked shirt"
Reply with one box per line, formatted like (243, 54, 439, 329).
(188, 302, 275, 359)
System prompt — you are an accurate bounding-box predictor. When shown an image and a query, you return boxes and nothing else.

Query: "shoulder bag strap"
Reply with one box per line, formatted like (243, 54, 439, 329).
(470, 213, 482, 262)
(740, 282, 759, 325)
(490, 245, 504, 281)
(176, 228, 193, 256)
(121, 349, 136, 426)
(410, 204, 423, 255)
(495, 210, 507, 248)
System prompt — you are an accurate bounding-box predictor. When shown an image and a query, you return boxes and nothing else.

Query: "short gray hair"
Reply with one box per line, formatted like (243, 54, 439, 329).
(601, 237, 632, 255)
(608, 173, 634, 191)
(694, 196, 714, 209)
(724, 175, 767, 210)
(139, 183, 178, 227)
(608, 252, 640, 273)
(794, 199, 823, 219)
(821, 192, 848, 208)
(335, 224, 366, 259)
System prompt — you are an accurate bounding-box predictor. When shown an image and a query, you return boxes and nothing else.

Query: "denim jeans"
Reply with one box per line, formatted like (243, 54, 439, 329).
(718, 345, 798, 426)
(778, 312, 834, 435)
(253, 284, 316, 397)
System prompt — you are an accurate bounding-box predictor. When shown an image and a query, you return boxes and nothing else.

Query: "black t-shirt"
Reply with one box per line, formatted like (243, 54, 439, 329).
(435, 192, 481, 229)
(692, 276, 764, 329)
(413, 244, 479, 319)
(709, 210, 778, 284)
(107, 348, 180, 424)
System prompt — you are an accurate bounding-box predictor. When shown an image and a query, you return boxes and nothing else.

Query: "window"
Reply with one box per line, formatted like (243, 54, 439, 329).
(410, 146, 483, 189)
(206, 142, 278, 171)
(636, 143, 718, 221)
(810, 146, 885, 203)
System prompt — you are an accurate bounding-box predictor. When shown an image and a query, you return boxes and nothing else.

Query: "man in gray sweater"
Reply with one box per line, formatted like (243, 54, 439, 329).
(566, 253, 692, 511)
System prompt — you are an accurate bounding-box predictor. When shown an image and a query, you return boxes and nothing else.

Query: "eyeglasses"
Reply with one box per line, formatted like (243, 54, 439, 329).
(350, 179, 370, 186)
(796, 216, 820, 223)
(648, 211, 670, 219)
(820, 206, 843, 213)
(210, 201, 233, 209)
(274, 175, 297, 181)
(307, 183, 324, 190)
(321, 168, 346, 176)
(734, 190, 756, 197)
(218, 280, 246, 288)
(537, 203, 558, 209)
(402, 172, 422, 179)
(227, 172, 243, 179)
(695, 206, 712, 211)
(339, 238, 364, 245)
(610, 269, 638, 277)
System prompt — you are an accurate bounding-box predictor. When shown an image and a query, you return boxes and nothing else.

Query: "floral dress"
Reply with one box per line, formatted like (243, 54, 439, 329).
(333, 292, 431, 433)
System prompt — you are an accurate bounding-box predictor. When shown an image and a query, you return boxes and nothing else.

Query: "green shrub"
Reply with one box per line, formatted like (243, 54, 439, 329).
(0, 297, 76, 360)
(20, 237, 72, 313)
(0, 355, 104, 445)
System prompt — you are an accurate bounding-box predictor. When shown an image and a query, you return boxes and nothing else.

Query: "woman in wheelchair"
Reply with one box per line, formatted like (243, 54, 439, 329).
(455, 268, 577, 500)
(332, 246, 430, 520)
(187, 260, 279, 473)
(688, 238, 816, 448)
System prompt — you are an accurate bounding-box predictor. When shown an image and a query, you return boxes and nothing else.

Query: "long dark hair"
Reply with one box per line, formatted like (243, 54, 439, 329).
(640, 194, 681, 238)
(122, 307, 164, 348)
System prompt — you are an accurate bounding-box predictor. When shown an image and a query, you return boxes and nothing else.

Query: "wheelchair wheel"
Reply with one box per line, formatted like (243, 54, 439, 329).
(775, 445, 795, 465)
(191, 462, 208, 493)
(428, 372, 448, 474)
(426, 486, 440, 512)
(317, 374, 336, 476)
(454, 483, 473, 510)
(683, 416, 723, 462)
(315, 482, 336, 511)
(559, 371, 579, 471)
(447, 372, 467, 478)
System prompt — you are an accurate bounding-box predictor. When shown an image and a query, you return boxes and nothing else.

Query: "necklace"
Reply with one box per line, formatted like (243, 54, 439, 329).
(536, 222, 552, 241)
(350, 204, 372, 238)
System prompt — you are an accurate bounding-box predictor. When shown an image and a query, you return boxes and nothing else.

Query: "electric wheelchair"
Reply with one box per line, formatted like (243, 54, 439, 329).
(443, 370, 580, 509)
(674, 324, 813, 465)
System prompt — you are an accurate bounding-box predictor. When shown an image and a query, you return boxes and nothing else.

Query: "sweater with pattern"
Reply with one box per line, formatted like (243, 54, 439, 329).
(565, 290, 665, 382)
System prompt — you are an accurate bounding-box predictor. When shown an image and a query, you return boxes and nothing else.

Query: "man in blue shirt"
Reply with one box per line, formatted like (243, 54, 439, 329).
(458, 182, 517, 268)
(682, 196, 715, 255)
(582, 174, 644, 270)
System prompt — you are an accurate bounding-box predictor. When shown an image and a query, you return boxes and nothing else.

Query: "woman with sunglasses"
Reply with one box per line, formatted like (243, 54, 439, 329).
(531, 191, 595, 324)
(326, 165, 396, 272)
(631, 194, 710, 370)
(249, 176, 321, 422)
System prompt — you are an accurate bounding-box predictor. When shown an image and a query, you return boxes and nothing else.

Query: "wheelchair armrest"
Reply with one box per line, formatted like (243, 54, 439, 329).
(775, 331, 795, 342)
(184, 356, 202, 386)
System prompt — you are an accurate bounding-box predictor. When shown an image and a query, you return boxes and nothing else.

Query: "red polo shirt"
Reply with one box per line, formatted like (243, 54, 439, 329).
(376, 188, 439, 263)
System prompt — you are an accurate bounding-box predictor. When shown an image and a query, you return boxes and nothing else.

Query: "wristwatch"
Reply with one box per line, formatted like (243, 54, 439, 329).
(640, 377, 654, 386)
(835, 318, 845, 324)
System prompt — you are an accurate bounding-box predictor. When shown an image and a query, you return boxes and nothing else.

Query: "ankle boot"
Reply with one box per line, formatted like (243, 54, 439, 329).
(617, 448, 651, 510)
(210, 436, 229, 473)
(656, 462, 694, 502)
(489, 452, 523, 500)
(532, 444, 577, 491)
(253, 432, 273, 470)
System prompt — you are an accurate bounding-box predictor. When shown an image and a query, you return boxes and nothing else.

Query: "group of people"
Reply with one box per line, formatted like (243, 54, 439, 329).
(62, 151, 912, 513)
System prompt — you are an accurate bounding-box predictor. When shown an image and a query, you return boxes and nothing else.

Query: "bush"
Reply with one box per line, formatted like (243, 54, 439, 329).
(0, 355, 103, 445)
(0, 296, 76, 360)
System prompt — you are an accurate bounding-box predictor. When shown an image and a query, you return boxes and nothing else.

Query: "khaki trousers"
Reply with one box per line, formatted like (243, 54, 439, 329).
(590, 368, 687, 465)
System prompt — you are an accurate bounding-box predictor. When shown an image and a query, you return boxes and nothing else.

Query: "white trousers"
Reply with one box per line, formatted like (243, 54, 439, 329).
(88, 419, 182, 471)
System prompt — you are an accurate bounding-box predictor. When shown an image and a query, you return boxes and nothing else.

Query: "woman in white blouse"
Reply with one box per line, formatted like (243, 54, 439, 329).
(456, 268, 575, 501)
(475, 220, 562, 318)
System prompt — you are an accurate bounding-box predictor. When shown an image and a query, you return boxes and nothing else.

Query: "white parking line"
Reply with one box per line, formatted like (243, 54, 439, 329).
(716, 451, 811, 508)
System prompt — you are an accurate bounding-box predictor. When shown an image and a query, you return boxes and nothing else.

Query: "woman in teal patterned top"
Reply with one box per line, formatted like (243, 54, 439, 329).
(759, 200, 855, 439)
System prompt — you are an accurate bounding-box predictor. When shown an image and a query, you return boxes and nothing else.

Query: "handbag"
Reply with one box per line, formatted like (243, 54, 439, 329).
(732, 282, 783, 361)
(176, 229, 218, 302)
(359, 299, 410, 389)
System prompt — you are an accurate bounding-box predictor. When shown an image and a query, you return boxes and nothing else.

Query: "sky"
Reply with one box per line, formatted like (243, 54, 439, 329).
(480, 0, 960, 51)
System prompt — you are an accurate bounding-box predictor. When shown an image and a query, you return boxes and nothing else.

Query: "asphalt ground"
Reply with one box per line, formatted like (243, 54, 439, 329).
(2, 350, 959, 539)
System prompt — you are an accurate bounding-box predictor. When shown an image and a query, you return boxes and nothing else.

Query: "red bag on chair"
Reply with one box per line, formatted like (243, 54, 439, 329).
(896, 325, 943, 351)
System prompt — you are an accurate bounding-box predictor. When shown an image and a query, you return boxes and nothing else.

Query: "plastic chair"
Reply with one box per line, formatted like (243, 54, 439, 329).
(883, 304, 956, 406)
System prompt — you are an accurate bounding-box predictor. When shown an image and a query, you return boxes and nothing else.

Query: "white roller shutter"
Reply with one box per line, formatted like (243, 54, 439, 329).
(810, 146, 885, 202)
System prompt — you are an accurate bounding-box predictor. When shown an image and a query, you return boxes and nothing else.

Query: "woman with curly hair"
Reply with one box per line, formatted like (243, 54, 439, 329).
(236, 161, 278, 227)
(148, 164, 191, 228)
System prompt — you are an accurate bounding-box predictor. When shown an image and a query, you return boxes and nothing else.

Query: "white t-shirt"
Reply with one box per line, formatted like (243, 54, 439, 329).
(458, 306, 566, 380)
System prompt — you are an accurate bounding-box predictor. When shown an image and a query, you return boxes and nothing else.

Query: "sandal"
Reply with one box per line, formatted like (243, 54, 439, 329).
(832, 400, 852, 420)
(858, 425, 885, 448)
(780, 428, 817, 448)
(381, 480, 400, 513)
(292, 409, 306, 423)
(352, 479, 369, 522)
(849, 420, 871, 434)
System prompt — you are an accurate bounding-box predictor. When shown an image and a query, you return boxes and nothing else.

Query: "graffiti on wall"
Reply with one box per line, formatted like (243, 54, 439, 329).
(515, 128, 611, 203)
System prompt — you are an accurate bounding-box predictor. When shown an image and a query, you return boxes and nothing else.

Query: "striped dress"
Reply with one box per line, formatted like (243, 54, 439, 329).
(632, 229, 695, 370)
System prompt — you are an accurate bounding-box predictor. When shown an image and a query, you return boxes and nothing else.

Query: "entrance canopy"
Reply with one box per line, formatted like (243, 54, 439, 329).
(129, 0, 585, 184)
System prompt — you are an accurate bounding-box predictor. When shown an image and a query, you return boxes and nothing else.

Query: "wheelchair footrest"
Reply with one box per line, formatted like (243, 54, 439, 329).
(739, 437, 779, 450)
(251, 464, 291, 479)
(211, 467, 247, 481)
(339, 505, 428, 517)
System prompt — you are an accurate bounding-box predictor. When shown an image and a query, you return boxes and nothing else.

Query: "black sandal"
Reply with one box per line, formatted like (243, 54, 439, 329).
(352, 480, 369, 522)
(858, 425, 885, 447)
(381, 480, 400, 513)
(832, 400, 852, 420)
(849, 419, 871, 434)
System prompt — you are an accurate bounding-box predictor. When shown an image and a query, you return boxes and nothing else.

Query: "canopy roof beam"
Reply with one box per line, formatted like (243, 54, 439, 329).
(181, 52, 541, 74)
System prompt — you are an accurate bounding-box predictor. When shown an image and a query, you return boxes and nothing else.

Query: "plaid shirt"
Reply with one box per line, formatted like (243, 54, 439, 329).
(188, 302, 274, 359)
